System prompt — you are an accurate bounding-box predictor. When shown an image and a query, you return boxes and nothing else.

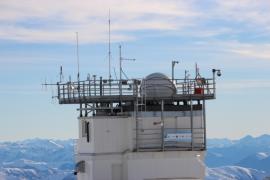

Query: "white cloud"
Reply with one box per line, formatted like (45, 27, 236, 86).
(230, 47, 270, 60)
(184, 40, 270, 61)
(219, 80, 270, 93)
(208, 0, 270, 27)
(218, 41, 270, 60)
(0, 0, 198, 43)
(0, 0, 270, 45)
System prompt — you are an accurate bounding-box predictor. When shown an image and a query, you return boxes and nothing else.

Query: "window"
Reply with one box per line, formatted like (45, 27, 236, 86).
(82, 120, 90, 142)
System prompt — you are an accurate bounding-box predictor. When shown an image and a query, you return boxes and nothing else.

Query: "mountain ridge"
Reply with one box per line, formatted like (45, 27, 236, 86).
(1, 135, 270, 179)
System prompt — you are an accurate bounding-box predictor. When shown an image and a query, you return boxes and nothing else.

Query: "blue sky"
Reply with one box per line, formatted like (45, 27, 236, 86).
(0, 0, 270, 141)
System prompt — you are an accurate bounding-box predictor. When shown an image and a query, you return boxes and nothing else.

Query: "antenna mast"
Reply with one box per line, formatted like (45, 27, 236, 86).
(76, 32, 80, 81)
(59, 65, 63, 82)
(108, 9, 112, 80)
(119, 45, 135, 96)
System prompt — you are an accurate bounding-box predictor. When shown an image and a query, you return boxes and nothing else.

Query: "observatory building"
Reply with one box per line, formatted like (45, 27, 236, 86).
(53, 68, 220, 180)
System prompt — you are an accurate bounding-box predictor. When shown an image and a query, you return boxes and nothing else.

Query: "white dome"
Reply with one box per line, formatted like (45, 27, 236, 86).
(141, 72, 176, 97)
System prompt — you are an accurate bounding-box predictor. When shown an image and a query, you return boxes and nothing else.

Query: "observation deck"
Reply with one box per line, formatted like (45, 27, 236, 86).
(56, 77, 216, 105)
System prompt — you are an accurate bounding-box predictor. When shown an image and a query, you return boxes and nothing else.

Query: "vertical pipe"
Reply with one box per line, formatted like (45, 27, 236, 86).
(172, 62, 174, 81)
(135, 84, 139, 152)
(80, 103, 82, 117)
(161, 100, 164, 151)
(203, 99, 206, 150)
(190, 98, 194, 151)
(110, 102, 113, 114)
(93, 75, 97, 114)
(86, 121, 90, 142)
(212, 69, 216, 98)
(119, 45, 123, 113)
(119, 45, 122, 96)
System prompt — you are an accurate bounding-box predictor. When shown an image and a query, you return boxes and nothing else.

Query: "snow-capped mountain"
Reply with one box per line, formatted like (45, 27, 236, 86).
(206, 134, 270, 171)
(236, 152, 270, 173)
(1, 135, 270, 180)
(0, 139, 75, 180)
(206, 166, 267, 180)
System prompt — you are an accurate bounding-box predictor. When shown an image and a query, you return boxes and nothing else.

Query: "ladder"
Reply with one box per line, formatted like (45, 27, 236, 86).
(135, 78, 147, 151)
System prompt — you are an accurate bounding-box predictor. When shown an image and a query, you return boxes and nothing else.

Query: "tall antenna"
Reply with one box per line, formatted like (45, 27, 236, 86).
(76, 32, 80, 81)
(108, 9, 112, 80)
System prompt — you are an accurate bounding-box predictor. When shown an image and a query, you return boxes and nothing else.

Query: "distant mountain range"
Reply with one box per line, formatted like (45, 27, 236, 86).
(206, 134, 270, 174)
(0, 139, 75, 180)
(0, 135, 270, 179)
(206, 166, 267, 180)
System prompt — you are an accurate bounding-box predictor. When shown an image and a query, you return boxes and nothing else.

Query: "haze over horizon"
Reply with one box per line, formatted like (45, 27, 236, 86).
(0, 0, 270, 141)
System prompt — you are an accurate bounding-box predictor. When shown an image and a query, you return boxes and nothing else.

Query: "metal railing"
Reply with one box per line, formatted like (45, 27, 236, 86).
(57, 78, 215, 101)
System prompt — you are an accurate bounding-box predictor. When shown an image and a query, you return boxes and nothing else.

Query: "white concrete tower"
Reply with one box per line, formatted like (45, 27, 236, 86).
(54, 69, 220, 180)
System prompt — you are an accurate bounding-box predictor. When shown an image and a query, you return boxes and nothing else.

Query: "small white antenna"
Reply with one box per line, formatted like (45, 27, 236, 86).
(76, 32, 80, 81)
(195, 63, 201, 79)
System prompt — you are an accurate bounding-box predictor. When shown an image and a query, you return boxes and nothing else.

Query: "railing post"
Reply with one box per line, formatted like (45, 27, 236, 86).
(67, 83, 70, 100)
(100, 77, 103, 96)
(83, 82, 85, 98)
(62, 85, 65, 99)
(93, 75, 96, 96)
(89, 79, 91, 96)
(57, 82, 60, 99)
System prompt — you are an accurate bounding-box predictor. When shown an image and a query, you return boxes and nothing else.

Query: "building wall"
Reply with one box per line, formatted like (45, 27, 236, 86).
(77, 116, 132, 154)
(76, 151, 205, 180)
(124, 151, 205, 180)
(75, 110, 205, 180)
(78, 111, 204, 153)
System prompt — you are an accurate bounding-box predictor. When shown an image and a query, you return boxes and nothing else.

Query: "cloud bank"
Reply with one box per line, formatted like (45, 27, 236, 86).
(0, 0, 269, 44)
